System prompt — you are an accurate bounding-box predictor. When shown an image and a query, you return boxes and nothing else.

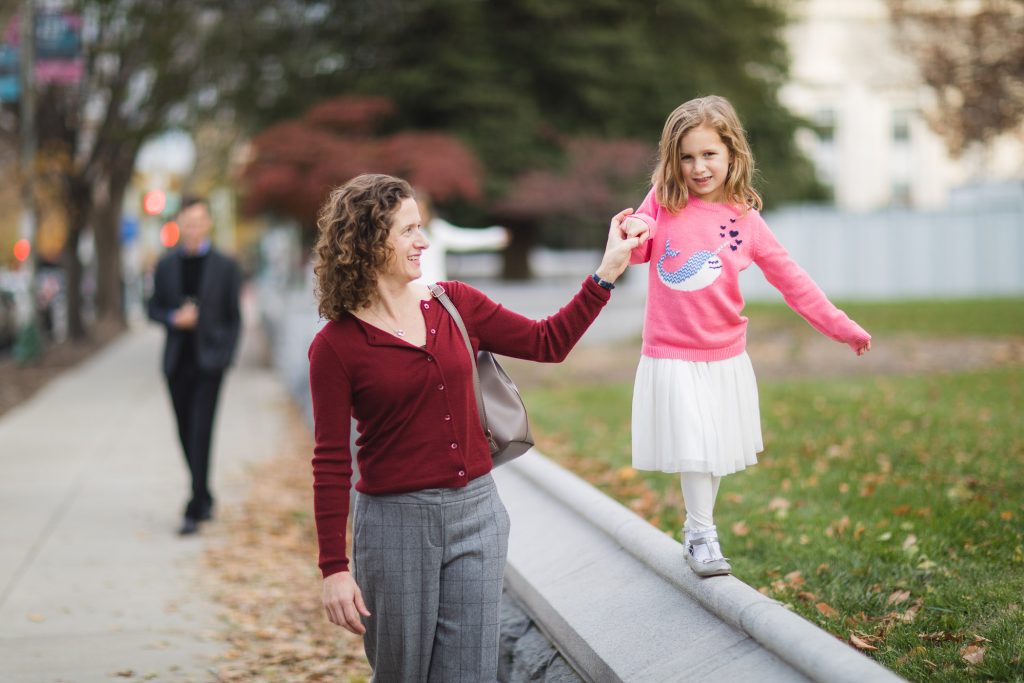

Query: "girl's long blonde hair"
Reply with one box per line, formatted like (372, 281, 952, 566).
(651, 95, 762, 213)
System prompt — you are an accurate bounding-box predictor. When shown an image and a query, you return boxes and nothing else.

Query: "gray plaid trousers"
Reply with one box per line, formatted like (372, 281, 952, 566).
(353, 473, 510, 682)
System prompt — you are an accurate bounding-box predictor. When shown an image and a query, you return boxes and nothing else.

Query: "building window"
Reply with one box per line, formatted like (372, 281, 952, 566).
(814, 109, 836, 142)
(891, 109, 913, 206)
(810, 109, 837, 190)
(892, 109, 912, 143)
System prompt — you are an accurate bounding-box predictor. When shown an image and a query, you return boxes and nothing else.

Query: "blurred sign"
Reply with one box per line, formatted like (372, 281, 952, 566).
(0, 11, 84, 103)
(0, 45, 15, 102)
(120, 216, 139, 244)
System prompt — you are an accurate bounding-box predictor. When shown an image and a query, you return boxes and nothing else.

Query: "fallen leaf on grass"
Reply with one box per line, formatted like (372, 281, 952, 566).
(961, 644, 986, 665)
(616, 466, 637, 482)
(795, 591, 817, 602)
(849, 633, 878, 651)
(825, 516, 851, 538)
(784, 570, 805, 588)
(887, 590, 911, 605)
(902, 534, 918, 551)
(731, 521, 750, 537)
(816, 602, 839, 618)
(900, 598, 923, 623)
(1001, 511, 1014, 521)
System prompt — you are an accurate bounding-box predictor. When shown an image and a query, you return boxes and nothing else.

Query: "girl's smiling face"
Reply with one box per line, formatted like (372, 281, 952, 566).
(680, 124, 732, 204)
(383, 197, 430, 282)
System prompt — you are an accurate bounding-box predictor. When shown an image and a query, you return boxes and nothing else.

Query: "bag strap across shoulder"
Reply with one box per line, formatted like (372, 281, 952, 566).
(428, 284, 489, 435)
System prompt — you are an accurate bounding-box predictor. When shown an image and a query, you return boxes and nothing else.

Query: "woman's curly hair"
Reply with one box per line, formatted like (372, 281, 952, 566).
(313, 174, 413, 320)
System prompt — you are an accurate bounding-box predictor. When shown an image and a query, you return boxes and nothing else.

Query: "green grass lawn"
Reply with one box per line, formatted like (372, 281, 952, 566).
(524, 366, 1024, 682)
(744, 297, 1024, 337)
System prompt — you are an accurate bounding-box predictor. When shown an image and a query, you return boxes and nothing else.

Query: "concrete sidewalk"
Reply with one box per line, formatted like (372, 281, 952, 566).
(0, 321, 294, 682)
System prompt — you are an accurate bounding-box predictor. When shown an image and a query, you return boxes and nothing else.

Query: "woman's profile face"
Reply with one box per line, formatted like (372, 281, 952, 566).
(382, 197, 430, 282)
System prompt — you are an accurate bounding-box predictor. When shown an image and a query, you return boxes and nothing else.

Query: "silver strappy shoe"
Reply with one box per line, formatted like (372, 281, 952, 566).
(685, 535, 732, 577)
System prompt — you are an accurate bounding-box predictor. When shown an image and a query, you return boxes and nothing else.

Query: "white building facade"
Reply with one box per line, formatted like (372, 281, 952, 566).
(780, 0, 1024, 212)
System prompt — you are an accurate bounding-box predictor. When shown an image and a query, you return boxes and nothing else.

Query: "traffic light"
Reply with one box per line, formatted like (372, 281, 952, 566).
(13, 238, 30, 262)
(159, 221, 180, 248)
(143, 189, 167, 216)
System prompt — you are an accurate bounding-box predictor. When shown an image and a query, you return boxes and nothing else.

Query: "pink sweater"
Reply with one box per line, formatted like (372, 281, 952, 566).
(630, 190, 870, 361)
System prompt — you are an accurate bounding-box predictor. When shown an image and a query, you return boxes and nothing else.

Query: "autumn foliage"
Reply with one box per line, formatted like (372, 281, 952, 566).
(242, 96, 484, 227)
(494, 138, 654, 223)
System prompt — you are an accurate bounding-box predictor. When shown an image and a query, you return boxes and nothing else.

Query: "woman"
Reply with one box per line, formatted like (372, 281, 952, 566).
(309, 173, 637, 682)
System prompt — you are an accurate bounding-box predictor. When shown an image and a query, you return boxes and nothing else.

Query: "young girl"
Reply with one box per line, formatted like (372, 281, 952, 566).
(623, 95, 871, 577)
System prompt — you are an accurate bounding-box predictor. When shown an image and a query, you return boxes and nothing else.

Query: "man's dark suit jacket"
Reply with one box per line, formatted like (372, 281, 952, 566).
(147, 248, 242, 377)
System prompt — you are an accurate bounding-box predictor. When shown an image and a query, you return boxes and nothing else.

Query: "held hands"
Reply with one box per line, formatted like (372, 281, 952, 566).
(595, 208, 644, 284)
(323, 571, 371, 634)
(622, 216, 650, 244)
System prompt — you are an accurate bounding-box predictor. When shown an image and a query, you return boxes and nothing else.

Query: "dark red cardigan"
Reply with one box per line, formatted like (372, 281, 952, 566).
(308, 277, 612, 577)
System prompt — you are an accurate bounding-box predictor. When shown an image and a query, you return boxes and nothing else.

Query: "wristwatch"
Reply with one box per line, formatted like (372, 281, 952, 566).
(591, 273, 615, 290)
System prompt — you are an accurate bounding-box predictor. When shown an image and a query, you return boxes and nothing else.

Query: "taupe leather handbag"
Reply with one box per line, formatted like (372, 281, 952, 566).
(430, 285, 534, 466)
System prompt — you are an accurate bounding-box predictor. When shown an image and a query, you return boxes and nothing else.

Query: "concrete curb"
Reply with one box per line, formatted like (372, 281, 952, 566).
(496, 452, 905, 683)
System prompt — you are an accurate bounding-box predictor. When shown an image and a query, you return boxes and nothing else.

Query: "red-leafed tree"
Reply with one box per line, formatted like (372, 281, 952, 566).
(242, 96, 483, 233)
(244, 101, 654, 278)
(492, 138, 654, 278)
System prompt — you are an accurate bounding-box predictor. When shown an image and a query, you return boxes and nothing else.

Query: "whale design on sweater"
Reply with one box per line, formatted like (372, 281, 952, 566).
(656, 239, 732, 292)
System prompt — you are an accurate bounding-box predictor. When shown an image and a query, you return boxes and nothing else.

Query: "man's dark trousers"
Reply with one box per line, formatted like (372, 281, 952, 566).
(167, 353, 223, 519)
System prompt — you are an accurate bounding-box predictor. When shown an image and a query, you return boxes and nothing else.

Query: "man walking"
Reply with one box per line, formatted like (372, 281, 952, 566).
(148, 196, 242, 535)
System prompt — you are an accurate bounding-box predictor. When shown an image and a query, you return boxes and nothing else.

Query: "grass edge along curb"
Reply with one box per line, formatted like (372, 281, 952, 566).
(502, 452, 906, 683)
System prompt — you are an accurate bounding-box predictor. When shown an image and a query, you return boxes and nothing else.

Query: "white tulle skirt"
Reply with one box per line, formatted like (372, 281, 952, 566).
(631, 352, 763, 476)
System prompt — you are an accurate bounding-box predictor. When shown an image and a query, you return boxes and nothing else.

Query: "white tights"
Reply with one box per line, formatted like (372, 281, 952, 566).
(680, 471, 722, 534)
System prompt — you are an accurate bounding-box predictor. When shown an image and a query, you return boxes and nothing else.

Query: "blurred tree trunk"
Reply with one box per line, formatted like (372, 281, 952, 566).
(498, 218, 535, 281)
(93, 145, 137, 328)
(61, 177, 90, 340)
